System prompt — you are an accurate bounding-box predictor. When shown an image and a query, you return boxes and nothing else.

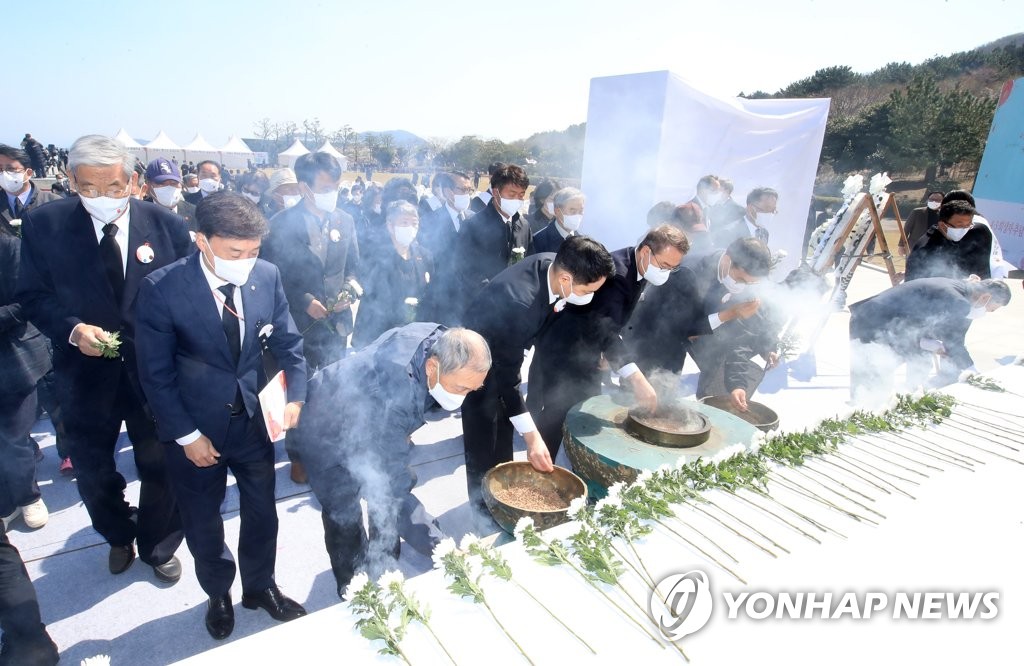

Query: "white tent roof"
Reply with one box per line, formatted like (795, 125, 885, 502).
(145, 130, 182, 150)
(113, 128, 143, 148)
(316, 140, 343, 158)
(183, 133, 218, 152)
(279, 139, 311, 157)
(220, 136, 253, 153)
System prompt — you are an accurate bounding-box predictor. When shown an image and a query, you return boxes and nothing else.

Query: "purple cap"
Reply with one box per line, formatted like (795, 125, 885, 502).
(145, 158, 182, 185)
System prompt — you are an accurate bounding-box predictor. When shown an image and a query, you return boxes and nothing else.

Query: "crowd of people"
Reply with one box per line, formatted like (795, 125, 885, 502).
(0, 134, 1012, 662)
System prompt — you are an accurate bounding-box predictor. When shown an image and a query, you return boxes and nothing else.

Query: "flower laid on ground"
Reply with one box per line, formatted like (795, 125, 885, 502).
(432, 538, 535, 665)
(567, 495, 588, 520)
(377, 570, 458, 665)
(80, 657, 111, 666)
(95, 331, 122, 359)
(346, 573, 413, 664)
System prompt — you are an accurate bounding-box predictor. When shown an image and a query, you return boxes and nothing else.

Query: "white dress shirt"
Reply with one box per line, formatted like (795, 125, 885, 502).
(176, 255, 246, 446)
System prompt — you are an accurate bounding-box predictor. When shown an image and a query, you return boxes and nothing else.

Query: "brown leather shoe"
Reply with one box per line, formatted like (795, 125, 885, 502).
(289, 461, 308, 484)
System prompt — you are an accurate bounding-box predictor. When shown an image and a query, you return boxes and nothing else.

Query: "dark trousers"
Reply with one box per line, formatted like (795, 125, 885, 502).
(308, 454, 443, 596)
(34, 370, 68, 460)
(461, 372, 514, 514)
(0, 391, 41, 516)
(64, 372, 182, 566)
(164, 413, 278, 597)
(0, 527, 58, 666)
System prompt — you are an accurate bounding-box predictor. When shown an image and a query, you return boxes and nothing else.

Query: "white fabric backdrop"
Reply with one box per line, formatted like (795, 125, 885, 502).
(581, 71, 829, 275)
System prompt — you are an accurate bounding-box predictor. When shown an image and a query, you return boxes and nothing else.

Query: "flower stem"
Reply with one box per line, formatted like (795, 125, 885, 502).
(654, 518, 746, 584)
(768, 473, 875, 525)
(482, 598, 535, 666)
(511, 580, 597, 655)
(816, 457, 897, 496)
(727, 490, 821, 543)
(424, 623, 459, 666)
(703, 499, 790, 554)
(783, 466, 885, 519)
(615, 581, 689, 662)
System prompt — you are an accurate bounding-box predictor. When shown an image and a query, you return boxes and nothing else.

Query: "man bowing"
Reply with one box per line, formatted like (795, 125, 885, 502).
(135, 193, 308, 640)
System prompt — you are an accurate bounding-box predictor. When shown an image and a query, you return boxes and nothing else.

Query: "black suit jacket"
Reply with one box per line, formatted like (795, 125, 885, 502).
(901, 206, 938, 249)
(530, 220, 569, 256)
(0, 233, 49, 394)
(905, 224, 992, 282)
(712, 218, 754, 249)
(709, 198, 746, 228)
(455, 201, 534, 302)
(418, 204, 463, 261)
(849, 277, 974, 370)
(16, 198, 192, 418)
(463, 253, 557, 420)
(352, 240, 433, 349)
(262, 203, 360, 336)
(0, 183, 61, 236)
(183, 190, 205, 206)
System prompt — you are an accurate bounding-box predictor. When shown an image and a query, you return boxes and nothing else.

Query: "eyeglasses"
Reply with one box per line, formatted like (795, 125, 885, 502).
(77, 183, 132, 199)
(0, 167, 26, 174)
(651, 252, 682, 273)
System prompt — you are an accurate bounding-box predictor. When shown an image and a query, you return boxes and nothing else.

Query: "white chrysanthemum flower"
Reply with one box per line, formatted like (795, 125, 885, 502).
(868, 172, 891, 197)
(404, 297, 419, 307)
(567, 495, 588, 519)
(636, 469, 654, 485)
(595, 494, 622, 511)
(841, 174, 864, 200)
(81, 657, 111, 666)
(710, 444, 743, 465)
(459, 533, 480, 551)
(606, 481, 626, 500)
(513, 517, 535, 540)
(431, 537, 457, 569)
(344, 571, 371, 600)
(378, 569, 405, 589)
(656, 464, 672, 475)
(749, 432, 766, 455)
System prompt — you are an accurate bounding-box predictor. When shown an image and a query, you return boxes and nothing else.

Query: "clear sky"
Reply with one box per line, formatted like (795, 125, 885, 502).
(4, 0, 1021, 148)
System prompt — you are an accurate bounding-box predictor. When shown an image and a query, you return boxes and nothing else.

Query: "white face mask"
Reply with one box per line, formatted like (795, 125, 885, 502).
(721, 273, 746, 294)
(79, 190, 131, 224)
(944, 225, 971, 242)
(641, 249, 671, 286)
(313, 189, 339, 213)
(967, 304, 988, 320)
(560, 214, 583, 232)
(202, 237, 257, 287)
(429, 364, 465, 411)
(499, 197, 522, 217)
(0, 170, 25, 194)
(185, 186, 200, 194)
(152, 185, 182, 209)
(198, 178, 221, 194)
(558, 276, 594, 307)
(755, 212, 775, 226)
(393, 225, 417, 247)
(451, 193, 471, 212)
(926, 201, 941, 210)
(281, 194, 302, 209)
(242, 192, 261, 204)
(544, 201, 554, 216)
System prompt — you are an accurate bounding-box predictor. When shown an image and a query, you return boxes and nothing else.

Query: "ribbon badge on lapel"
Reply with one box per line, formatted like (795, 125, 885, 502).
(136, 242, 155, 264)
(330, 229, 341, 243)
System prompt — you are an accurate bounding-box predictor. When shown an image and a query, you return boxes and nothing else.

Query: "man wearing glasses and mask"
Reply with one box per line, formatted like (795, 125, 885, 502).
(16, 135, 189, 584)
(0, 145, 62, 236)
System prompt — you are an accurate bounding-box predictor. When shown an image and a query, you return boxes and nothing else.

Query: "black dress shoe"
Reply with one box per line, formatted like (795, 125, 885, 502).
(152, 555, 182, 584)
(109, 544, 136, 574)
(241, 586, 307, 622)
(205, 594, 234, 640)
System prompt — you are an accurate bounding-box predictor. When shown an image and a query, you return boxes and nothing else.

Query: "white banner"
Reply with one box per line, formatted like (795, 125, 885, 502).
(581, 71, 829, 275)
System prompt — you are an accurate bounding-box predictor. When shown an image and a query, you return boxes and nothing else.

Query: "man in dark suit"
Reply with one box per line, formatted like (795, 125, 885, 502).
(17, 135, 187, 582)
(849, 277, 1010, 404)
(0, 145, 62, 236)
(713, 187, 778, 249)
(688, 174, 723, 232)
(905, 200, 993, 282)
(135, 193, 308, 640)
(898, 191, 943, 256)
(183, 160, 223, 206)
(529, 225, 688, 457)
(530, 187, 585, 256)
(461, 236, 615, 516)
(709, 178, 747, 229)
(418, 171, 473, 326)
(623, 238, 770, 406)
(293, 324, 487, 596)
(0, 231, 51, 530)
(454, 163, 534, 314)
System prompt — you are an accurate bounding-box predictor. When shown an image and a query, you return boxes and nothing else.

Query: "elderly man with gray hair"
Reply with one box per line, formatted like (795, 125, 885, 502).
(290, 323, 490, 597)
(16, 134, 189, 582)
(530, 187, 585, 255)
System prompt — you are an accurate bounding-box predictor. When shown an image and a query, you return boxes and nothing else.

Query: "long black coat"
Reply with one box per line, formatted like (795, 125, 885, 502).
(0, 233, 49, 396)
(905, 224, 992, 282)
(16, 198, 192, 420)
(455, 201, 534, 305)
(352, 240, 433, 349)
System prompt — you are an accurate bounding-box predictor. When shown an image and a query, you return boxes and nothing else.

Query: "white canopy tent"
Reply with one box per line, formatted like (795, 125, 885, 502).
(219, 136, 255, 170)
(316, 141, 348, 171)
(182, 133, 221, 166)
(278, 139, 310, 168)
(112, 128, 147, 162)
(143, 130, 185, 164)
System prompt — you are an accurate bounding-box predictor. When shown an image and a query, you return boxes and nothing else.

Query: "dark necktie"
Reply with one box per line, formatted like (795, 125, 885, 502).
(755, 226, 770, 244)
(100, 223, 124, 302)
(218, 284, 241, 366)
(13, 198, 24, 217)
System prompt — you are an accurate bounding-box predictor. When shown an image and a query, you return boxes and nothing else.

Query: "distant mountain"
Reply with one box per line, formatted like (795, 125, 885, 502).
(358, 130, 427, 150)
